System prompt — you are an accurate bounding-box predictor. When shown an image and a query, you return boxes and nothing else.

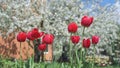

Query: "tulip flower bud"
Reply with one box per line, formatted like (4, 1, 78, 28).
(70, 36, 80, 44)
(92, 35, 99, 45)
(17, 32, 27, 42)
(81, 16, 93, 27)
(68, 22, 78, 33)
(82, 38, 91, 48)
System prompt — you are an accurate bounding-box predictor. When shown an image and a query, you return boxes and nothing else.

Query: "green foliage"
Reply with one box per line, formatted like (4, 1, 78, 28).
(0, 55, 83, 68)
(0, 55, 120, 68)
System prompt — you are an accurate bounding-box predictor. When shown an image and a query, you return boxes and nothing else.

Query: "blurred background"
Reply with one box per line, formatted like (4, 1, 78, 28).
(0, 0, 120, 65)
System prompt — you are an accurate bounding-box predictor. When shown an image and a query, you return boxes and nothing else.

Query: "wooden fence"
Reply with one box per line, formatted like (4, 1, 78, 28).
(0, 33, 53, 61)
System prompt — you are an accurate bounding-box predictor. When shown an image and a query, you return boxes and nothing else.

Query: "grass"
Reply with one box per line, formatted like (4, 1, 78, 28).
(96, 65, 120, 68)
(0, 56, 120, 68)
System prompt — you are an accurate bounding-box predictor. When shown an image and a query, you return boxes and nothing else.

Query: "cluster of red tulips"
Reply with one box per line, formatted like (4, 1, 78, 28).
(68, 15, 99, 47)
(16, 15, 99, 66)
(17, 28, 54, 51)
(68, 15, 100, 67)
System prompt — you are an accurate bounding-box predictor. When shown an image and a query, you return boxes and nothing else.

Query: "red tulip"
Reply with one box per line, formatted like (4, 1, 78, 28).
(92, 35, 99, 44)
(68, 22, 78, 33)
(17, 32, 27, 42)
(27, 31, 35, 40)
(42, 34, 54, 44)
(38, 44, 47, 51)
(81, 16, 93, 27)
(70, 36, 80, 44)
(31, 28, 41, 39)
(39, 32, 44, 37)
(82, 38, 91, 48)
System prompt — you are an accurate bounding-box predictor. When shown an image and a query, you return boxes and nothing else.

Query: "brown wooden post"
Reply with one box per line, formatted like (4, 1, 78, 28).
(0, 33, 53, 61)
(0, 33, 34, 60)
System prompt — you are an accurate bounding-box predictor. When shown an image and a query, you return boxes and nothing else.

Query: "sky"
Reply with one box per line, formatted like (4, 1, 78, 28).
(100, 0, 116, 6)
(114, 1, 120, 23)
(99, 0, 120, 23)
(81, 0, 117, 9)
(80, 0, 120, 23)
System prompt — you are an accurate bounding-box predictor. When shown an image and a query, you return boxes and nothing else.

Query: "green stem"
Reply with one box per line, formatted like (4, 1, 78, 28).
(15, 60, 18, 68)
(82, 48, 86, 63)
(81, 27, 85, 61)
(27, 41, 30, 59)
(84, 48, 87, 62)
(75, 48, 80, 67)
(82, 27, 85, 36)
(33, 39, 36, 62)
(33, 43, 35, 61)
(27, 46, 29, 59)
(85, 48, 87, 56)
(93, 45, 96, 68)
(80, 47, 82, 61)
(20, 42, 22, 68)
(41, 51, 44, 62)
(20, 42, 22, 60)
(69, 33, 72, 64)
